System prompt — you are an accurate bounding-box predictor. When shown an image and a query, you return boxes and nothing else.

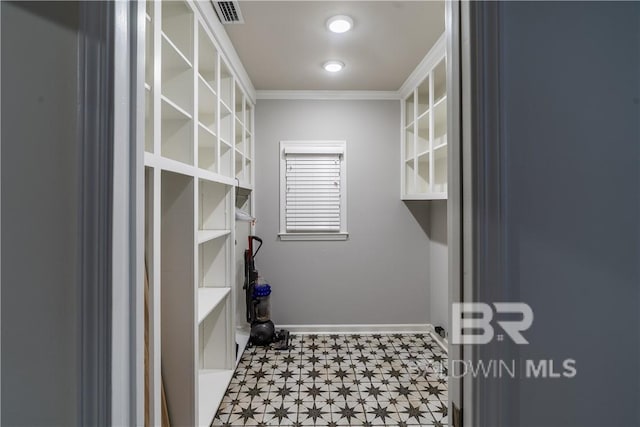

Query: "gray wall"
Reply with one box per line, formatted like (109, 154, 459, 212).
(255, 99, 431, 325)
(490, 2, 639, 426)
(1, 2, 79, 425)
(429, 201, 448, 333)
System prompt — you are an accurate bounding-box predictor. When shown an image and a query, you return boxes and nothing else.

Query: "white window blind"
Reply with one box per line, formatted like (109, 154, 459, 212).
(285, 153, 342, 232)
(279, 141, 347, 240)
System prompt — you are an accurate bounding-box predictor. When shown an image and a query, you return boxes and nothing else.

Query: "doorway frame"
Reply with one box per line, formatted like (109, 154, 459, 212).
(445, 1, 474, 426)
(78, 1, 144, 425)
(451, 2, 518, 426)
(117, 1, 480, 425)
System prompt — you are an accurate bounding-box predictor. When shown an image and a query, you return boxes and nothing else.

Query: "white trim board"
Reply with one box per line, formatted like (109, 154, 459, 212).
(256, 90, 401, 101)
(277, 324, 448, 353)
(425, 324, 449, 353)
(277, 324, 431, 334)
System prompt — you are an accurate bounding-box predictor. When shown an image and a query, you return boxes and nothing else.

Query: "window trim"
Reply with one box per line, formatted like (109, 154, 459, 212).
(279, 140, 348, 241)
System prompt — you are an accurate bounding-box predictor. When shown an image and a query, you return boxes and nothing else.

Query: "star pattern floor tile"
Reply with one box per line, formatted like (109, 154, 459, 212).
(213, 333, 448, 426)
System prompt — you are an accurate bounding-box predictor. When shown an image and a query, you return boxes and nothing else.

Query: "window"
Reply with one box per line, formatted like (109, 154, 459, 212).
(279, 141, 348, 241)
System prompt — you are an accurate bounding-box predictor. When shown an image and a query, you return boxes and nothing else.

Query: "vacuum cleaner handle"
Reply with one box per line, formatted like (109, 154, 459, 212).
(244, 249, 253, 323)
(250, 236, 263, 258)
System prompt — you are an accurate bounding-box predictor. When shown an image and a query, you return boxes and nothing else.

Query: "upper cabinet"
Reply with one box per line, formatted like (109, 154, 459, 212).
(144, 0, 255, 190)
(401, 36, 447, 200)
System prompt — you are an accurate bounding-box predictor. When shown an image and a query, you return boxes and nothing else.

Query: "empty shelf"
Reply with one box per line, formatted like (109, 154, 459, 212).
(197, 288, 230, 324)
(198, 229, 231, 244)
(198, 369, 234, 427)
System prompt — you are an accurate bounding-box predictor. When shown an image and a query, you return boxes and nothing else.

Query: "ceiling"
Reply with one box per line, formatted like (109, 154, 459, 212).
(221, 1, 445, 91)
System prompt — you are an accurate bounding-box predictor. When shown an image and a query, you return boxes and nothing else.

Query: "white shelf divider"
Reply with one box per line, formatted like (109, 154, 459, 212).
(219, 99, 232, 115)
(433, 94, 447, 109)
(198, 168, 235, 186)
(198, 122, 216, 139)
(197, 369, 234, 427)
(161, 95, 193, 120)
(433, 133, 448, 151)
(198, 73, 216, 97)
(156, 155, 196, 177)
(161, 31, 193, 68)
(416, 109, 430, 122)
(198, 288, 230, 324)
(197, 229, 231, 244)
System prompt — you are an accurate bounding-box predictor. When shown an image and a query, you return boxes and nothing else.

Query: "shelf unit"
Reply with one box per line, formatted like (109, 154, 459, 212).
(143, 1, 255, 426)
(401, 35, 447, 200)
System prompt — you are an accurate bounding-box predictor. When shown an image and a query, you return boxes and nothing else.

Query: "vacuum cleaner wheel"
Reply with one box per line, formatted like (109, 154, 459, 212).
(250, 320, 275, 346)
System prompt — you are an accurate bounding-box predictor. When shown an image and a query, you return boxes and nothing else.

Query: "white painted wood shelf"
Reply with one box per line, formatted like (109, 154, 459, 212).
(197, 229, 231, 244)
(198, 288, 230, 324)
(144, 153, 237, 187)
(198, 369, 234, 427)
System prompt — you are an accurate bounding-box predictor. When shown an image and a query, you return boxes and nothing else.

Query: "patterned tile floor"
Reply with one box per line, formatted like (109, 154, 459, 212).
(213, 333, 448, 426)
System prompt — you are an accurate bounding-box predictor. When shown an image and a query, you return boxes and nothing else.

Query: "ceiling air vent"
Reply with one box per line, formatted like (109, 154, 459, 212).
(211, 1, 244, 24)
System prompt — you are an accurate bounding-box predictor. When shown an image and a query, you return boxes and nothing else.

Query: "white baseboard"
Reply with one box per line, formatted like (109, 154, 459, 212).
(276, 324, 431, 335)
(425, 324, 449, 353)
(261, 323, 449, 353)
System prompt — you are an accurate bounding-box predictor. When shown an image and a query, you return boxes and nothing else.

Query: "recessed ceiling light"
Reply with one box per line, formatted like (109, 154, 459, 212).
(323, 60, 344, 73)
(327, 15, 353, 33)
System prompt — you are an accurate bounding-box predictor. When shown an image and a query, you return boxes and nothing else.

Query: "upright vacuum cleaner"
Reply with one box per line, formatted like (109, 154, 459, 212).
(244, 236, 290, 349)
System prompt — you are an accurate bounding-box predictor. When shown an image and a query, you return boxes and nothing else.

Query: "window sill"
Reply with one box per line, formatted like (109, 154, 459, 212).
(278, 232, 349, 241)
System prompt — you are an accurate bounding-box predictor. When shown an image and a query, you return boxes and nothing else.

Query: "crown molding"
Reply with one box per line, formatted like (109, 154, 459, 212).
(398, 32, 447, 99)
(256, 90, 401, 101)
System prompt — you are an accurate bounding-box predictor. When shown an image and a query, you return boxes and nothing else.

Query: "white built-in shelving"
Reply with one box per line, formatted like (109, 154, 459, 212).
(143, 0, 255, 425)
(402, 35, 447, 200)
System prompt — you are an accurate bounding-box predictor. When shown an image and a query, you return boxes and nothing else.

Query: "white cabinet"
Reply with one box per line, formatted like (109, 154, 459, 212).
(143, 1, 254, 425)
(401, 35, 447, 200)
